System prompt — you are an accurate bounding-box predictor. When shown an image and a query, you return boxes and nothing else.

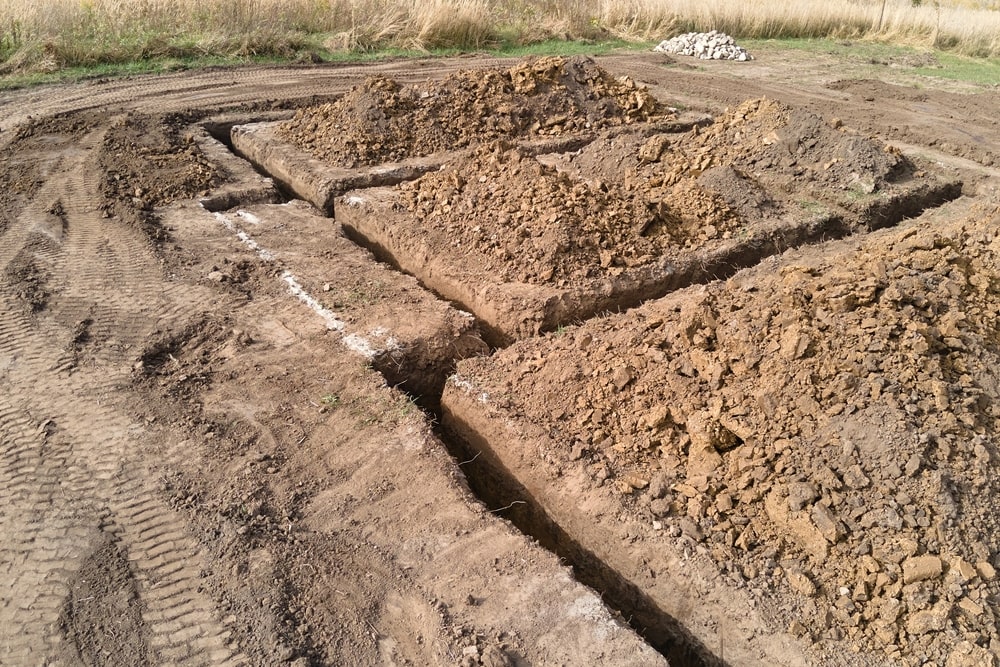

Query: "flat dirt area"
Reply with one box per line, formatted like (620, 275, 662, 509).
(0, 44, 998, 667)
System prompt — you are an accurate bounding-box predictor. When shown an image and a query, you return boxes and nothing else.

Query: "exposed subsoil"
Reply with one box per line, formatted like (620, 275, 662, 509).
(445, 197, 1000, 666)
(1, 48, 999, 667)
(393, 96, 936, 287)
(279, 56, 665, 167)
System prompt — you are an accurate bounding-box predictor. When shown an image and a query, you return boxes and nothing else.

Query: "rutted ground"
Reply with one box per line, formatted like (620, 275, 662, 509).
(0, 48, 998, 667)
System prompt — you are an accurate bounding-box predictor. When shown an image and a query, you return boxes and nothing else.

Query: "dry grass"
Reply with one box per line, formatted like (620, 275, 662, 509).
(2, 0, 1000, 72)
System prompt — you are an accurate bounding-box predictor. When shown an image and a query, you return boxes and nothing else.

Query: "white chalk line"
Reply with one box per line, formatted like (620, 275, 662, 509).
(211, 209, 399, 359)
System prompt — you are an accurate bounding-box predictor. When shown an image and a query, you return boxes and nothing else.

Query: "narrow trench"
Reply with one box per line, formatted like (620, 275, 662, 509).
(202, 121, 298, 205)
(201, 122, 963, 667)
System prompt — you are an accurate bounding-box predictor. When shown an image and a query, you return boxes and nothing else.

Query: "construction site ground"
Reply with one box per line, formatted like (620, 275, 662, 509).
(1, 42, 998, 667)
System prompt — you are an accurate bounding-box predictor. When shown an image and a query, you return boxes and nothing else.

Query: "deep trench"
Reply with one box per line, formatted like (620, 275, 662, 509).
(201, 120, 964, 667)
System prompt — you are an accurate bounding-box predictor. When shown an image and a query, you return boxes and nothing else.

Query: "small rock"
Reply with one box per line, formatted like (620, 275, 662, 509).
(977, 561, 997, 581)
(647, 473, 669, 499)
(956, 597, 983, 618)
(788, 619, 808, 637)
(649, 498, 671, 517)
(787, 570, 817, 596)
(678, 518, 703, 542)
(902, 555, 942, 584)
(810, 503, 843, 543)
(905, 602, 951, 636)
(480, 644, 514, 667)
(786, 481, 817, 512)
(878, 597, 903, 623)
(612, 366, 634, 390)
(945, 640, 998, 667)
(207, 270, 226, 282)
(953, 557, 978, 583)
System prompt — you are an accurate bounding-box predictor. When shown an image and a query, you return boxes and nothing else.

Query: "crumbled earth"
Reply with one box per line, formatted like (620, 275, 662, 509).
(390, 97, 923, 288)
(448, 199, 1000, 665)
(99, 112, 225, 241)
(568, 97, 908, 206)
(278, 56, 665, 167)
(395, 141, 740, 286)
(3, 49, 1000, 667)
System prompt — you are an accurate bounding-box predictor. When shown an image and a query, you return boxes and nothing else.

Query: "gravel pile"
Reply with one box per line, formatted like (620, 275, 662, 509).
(654, 30, 753, 61)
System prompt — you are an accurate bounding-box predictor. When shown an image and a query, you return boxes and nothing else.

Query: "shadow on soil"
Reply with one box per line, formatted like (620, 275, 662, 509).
(435, 413, 730, 667)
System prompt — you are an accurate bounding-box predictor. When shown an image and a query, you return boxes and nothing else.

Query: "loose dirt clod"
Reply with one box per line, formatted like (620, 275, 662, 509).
(278, 56, 665, 167)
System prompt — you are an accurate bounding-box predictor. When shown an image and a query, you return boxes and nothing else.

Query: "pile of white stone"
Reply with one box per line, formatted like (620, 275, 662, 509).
(654, 30, 752, 61)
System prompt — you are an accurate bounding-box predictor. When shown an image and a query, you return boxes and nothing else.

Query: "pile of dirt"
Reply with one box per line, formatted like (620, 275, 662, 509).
(5, 248, 51, 312)
(395, 141, 742, 285)
(59, 534, 152, 667)
(278, 56, 665, 168)
(99, 112, 224, 241)
(451, 202, 1000, 665)
(569, 97, 907, 201)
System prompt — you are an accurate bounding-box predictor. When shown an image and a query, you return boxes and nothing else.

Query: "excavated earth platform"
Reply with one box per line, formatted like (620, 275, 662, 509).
(442, 195, 1000, 667)
(261, 63, 959, 345)
(0, 61, 671, 667)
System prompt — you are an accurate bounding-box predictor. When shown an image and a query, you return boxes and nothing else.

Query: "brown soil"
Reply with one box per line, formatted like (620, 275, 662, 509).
(2, 49, 999, 667)
(444, 197, 1000, 665)
(393, 95, 918, 286)
(59, 533, 153, 667)
(278, 56, 665, 167)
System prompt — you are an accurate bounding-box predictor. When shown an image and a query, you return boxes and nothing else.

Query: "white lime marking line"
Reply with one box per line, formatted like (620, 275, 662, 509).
(211, 209, 399, 359)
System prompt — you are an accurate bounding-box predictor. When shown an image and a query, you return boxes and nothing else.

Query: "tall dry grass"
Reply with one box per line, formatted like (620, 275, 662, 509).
(2, 0, 1000, 73)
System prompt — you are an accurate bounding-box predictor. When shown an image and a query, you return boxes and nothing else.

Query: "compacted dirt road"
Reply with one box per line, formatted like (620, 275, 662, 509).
(1, 47, 998, 666)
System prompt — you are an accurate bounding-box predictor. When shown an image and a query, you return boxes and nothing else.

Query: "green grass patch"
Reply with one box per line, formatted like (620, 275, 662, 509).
(913, 51, 1000, 85)
(744, 37, 1000, 86)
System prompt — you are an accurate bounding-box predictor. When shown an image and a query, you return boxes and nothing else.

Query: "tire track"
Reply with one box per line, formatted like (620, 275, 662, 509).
(0, 117, 240, 664)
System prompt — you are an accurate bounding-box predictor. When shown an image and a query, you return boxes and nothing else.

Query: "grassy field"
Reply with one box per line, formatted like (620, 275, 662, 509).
(2, 0, 999, 78)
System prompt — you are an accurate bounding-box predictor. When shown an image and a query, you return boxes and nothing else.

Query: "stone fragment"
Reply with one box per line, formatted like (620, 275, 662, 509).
(902, 555, 942, 584)
(905, 602, 951, 635)
(953, 557, 978, 583)
(788, 619, 808, 637)
(977, 561, 997, 581)
(956, 597, 983, 618)
(787, 570, 817, 596)
(877, 597, 903, 623)
(786, 481, 817, 512)
(810, 503, 843, 543)
(765, 490, 828, 562)
(678, 518, 704, 542)
(480, 645, 514, 667)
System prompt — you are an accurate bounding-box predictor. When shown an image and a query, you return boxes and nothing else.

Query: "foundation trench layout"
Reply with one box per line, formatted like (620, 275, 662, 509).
(217, 80, 966, 666)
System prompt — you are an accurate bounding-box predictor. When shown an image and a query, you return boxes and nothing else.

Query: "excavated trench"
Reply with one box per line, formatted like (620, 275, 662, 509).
(198, 112, 964, 666)
(200, 122, 728, 664)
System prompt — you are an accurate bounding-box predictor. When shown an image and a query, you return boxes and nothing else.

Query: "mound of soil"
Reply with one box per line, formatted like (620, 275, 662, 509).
(395, 141, 741, 286)
(99, 113, 224, 241)
(447, 201, 1000, 665)
(569, 97, 907, 200)
(278, 56, 665, 168)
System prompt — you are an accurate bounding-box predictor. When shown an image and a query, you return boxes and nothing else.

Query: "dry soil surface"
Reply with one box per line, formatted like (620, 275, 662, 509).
(1, 48, 999, 667)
